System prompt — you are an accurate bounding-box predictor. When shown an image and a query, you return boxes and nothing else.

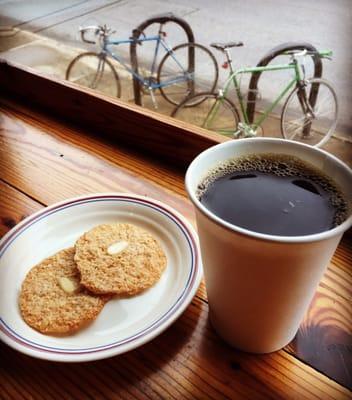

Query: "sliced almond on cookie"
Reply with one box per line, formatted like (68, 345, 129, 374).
(58, 277, 79, 294)
(107, 240, 128, 255)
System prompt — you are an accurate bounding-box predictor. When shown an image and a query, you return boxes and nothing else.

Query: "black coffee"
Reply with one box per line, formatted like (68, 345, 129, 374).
(198, 154, 348, 236)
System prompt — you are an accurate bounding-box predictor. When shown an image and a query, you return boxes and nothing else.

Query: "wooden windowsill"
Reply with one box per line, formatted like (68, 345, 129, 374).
(0, 59, 228, 167)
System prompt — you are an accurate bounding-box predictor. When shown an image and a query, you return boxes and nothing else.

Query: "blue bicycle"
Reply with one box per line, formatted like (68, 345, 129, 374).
(66, 24, 218, 107)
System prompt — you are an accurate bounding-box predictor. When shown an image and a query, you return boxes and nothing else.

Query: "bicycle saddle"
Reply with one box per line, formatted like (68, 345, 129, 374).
(210, 41, 244, 51)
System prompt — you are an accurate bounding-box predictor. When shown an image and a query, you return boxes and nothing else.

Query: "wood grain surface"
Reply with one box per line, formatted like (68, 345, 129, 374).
(0, 98, 351, 398)
(0, 180, 43, 237)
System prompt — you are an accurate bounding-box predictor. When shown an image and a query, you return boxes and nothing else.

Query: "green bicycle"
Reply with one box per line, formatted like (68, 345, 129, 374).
(172, 44, 338, 147)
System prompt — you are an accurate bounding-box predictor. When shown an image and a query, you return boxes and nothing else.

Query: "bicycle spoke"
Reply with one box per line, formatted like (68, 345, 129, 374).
(312, 95, 331, 114)
(217, 129, 235, 136)
(66, 53, 120, 98)
(285, 113, 327, 141)
(286, 118, 310, 140)
(157, 43, 218, 106)
(69, 73, 88, 82)
(203, 98, 221, 129)
(173, 93, 239, 136)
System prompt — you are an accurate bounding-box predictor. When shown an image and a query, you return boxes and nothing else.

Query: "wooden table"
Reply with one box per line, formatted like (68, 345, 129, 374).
(0, 65, 351, 400)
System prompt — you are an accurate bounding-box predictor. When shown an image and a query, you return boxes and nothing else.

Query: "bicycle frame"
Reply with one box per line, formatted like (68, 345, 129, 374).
(210, 59, 304, 134)
(102, 35, 190, 89)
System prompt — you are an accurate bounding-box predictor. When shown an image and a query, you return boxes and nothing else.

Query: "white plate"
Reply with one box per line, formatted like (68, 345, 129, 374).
(0, 193, 202, 362)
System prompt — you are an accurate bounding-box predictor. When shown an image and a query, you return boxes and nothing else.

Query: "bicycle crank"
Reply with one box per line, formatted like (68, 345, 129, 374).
(234, 123, 262, 138)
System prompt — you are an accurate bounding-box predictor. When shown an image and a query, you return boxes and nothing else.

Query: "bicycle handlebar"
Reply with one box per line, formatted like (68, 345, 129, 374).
(79, 25, 116, 44)
(316, 49, 333, 59)
(79, 26, 100, 44)
(79, 25, 146, 46)
(284, 48, 333, 60)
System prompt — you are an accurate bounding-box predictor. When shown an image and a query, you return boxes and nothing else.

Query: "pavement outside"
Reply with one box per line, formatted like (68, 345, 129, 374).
(0, 1, 351, 166)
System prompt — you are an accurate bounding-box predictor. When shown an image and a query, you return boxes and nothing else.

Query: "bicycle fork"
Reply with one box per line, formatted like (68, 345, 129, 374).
(91, 53, 107, 89)
(296, 81, 315, 137)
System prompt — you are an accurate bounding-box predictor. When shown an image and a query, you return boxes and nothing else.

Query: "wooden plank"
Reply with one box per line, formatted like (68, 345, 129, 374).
(0, 60, 227, 167)
(0, 103, 195, 223)
(0, 97, 189, 198)
(0, 180, 43, 237)
(1, 102, 352, 393)
(286, 280, 352, 389)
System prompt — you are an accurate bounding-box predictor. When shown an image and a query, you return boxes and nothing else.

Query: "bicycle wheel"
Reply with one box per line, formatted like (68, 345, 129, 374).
(157, 43, 218, 106)
(172, 92, 239, 136)
(281, 78, 338, 147)
(66, 52, 121, 98)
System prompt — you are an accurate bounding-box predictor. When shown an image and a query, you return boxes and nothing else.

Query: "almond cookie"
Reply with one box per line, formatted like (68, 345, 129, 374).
(19, 248, 108, 334)
(74, 223, 167, 295)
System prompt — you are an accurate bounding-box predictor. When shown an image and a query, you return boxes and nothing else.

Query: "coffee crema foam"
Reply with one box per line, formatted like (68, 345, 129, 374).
(197, 153, 348, 228)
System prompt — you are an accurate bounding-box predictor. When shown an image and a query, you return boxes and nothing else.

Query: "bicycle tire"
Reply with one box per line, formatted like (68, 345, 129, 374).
(172, 92, 240, 136)
(66, 52, 121, 98)
(157, 43, 218, 107)
(281, 78, 338, 147)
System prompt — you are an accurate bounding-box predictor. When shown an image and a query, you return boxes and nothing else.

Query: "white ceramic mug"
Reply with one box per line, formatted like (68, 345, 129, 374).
(185, 138, 352, 353)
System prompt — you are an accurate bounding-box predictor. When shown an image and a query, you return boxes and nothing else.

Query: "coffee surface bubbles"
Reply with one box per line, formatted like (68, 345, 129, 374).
(197, 154, 348, 236)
